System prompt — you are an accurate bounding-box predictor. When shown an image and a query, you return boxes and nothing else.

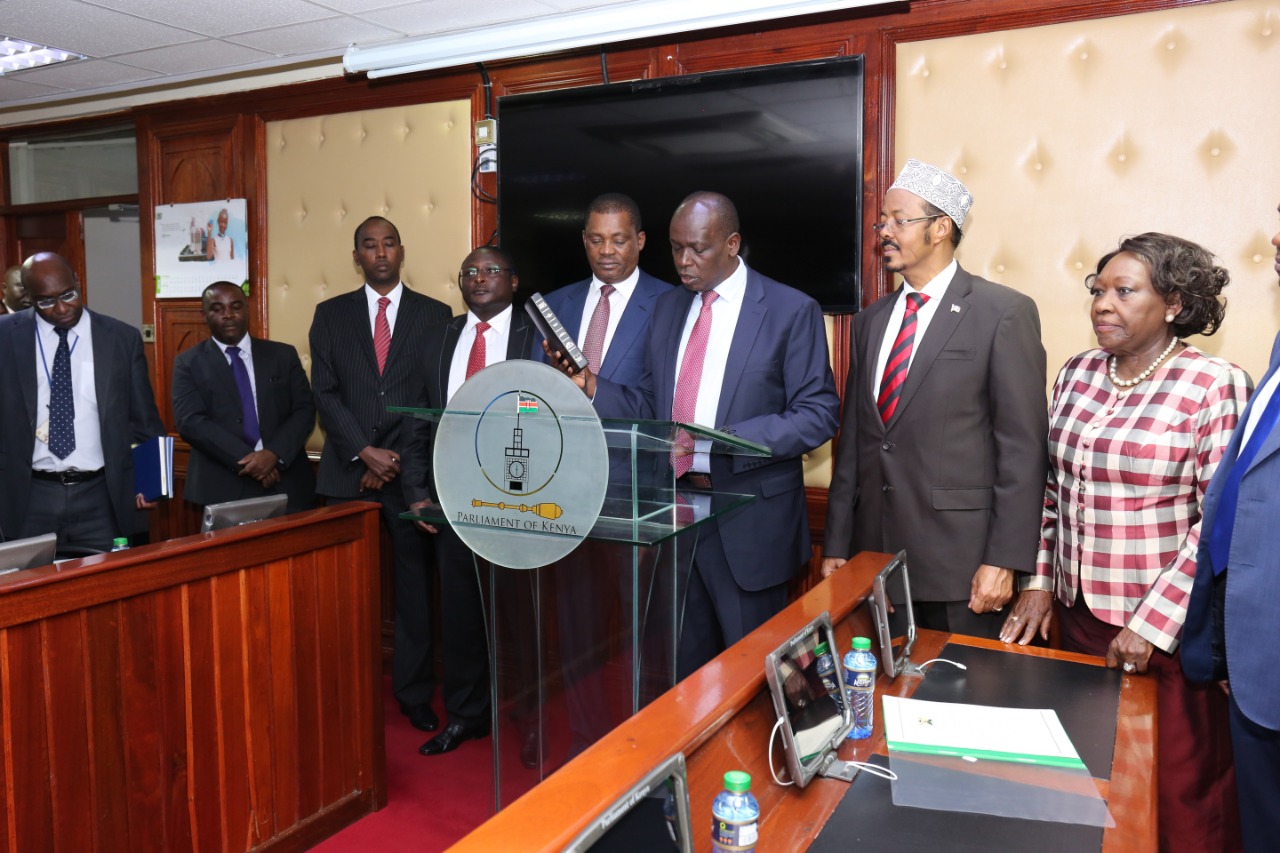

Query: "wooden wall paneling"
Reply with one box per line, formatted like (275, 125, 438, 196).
(183, 577, 221, 851)
(289, 550, 324, 821)
(116, 594, 169, 851)
(40, 613, 94, 852)
(82, 602, 130, 851)
(242, 560, 278, 844)
(313, 546, 345, 807)
(3, 624, 55, 851)
(266, 556, 301, 832)
(212, 571, 253, 850)
(152, 586, 195, 850)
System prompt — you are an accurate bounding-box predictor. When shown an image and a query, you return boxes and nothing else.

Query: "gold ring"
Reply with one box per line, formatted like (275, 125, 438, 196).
(1010, 615, 1020, 622)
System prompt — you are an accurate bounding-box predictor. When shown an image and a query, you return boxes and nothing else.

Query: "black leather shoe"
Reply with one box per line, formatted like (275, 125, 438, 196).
(400, 703, 439, 733)
(520, 729, 540, 770)
(419, 721, 490, 756)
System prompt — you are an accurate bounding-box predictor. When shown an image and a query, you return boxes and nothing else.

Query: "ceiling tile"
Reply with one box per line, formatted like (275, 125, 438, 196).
(113, 40, 278, 75)
(308, 0, 418, 12)
(358, 0, 561, 36)
(2, 0, 200, 58)
(79, 0, 336, 39)
(0, 76, 73, 102)
(224, 16, 402, 55)
(11, 58, 163, 89)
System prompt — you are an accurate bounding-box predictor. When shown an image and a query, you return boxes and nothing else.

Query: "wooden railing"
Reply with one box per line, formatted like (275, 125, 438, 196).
(0, 502, 386, 853)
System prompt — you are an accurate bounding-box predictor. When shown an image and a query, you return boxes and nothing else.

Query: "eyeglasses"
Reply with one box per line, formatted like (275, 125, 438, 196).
(872, 215, 941, 233)
(458, 265, 511, 281)
(34, 289, 80, 311)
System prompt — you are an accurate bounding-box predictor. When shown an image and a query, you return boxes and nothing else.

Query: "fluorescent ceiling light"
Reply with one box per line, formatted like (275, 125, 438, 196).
(344, 0, 887, 79)
(0, 36, 86, 76)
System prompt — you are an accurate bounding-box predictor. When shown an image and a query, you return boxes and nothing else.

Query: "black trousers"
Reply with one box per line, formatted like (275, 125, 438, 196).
(433, 525, 490, 727)
(23, 476, 117, 554)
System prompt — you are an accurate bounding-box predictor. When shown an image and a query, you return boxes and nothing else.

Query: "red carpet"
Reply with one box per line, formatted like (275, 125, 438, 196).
(313, 677, 495, 852)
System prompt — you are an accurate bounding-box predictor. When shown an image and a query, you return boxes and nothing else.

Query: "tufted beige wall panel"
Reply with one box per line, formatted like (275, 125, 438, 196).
(266, 101, 472, 363)
(266, 100, 472, 449)
(896, 0, 1280, 386)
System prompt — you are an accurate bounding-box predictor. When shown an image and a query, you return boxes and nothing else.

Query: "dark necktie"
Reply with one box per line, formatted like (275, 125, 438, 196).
(580, 284, 615, 374)
(373, 296, 392, 375)
(226, 345, 261, 447)
(671, 291, 717, 477)
(877, 292, 929, 423)
(467, 322, 491, 379)
(1206, 385, 1280, 574)
(48, 327, 76, 459)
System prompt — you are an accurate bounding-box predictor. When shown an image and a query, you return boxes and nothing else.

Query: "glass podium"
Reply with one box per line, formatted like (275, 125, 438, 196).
(395, 407, 769, 810)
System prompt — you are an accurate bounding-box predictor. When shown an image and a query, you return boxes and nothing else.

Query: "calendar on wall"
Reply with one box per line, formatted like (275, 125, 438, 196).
(155, 199, 249, 298)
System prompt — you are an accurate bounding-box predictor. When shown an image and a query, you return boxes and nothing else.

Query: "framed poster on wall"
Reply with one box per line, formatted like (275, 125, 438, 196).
(155, 199, 248, 298)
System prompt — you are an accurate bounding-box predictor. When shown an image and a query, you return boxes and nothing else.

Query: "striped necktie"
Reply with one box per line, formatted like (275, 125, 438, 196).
(877, 292, 928, 423)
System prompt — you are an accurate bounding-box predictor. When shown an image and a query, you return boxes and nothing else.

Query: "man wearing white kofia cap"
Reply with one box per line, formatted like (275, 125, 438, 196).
(822, 159, 1049, 639)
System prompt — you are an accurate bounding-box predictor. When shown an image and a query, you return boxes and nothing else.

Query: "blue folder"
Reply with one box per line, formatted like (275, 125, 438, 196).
(133, 435, 174, 501)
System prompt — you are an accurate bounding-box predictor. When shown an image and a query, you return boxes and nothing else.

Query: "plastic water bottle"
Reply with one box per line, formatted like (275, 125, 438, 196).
(110, 537, 130, 552)
(813, 641, 840, 699)
(843, 636, 876, 739)
(711, 770, 759, 853)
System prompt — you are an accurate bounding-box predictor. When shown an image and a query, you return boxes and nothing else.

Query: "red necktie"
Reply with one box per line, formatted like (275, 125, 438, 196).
(373, 296, 392, 375)
(466, 321, 491, 379)
(580, 283, 615, 373)
(671, 291, 717, 477)
(877, 292, 928, 422)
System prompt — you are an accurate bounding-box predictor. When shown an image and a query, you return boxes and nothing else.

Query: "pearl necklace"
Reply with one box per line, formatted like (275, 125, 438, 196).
(1109, 336, 1178, 388)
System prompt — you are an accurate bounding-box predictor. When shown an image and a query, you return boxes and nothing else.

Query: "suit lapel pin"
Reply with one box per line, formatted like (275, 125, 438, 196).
(950, 304, 961, 313)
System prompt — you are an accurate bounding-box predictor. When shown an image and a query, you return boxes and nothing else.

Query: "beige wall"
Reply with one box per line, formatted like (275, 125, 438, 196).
(896, 0, 1280, 386)
(266, 100, 473, 448)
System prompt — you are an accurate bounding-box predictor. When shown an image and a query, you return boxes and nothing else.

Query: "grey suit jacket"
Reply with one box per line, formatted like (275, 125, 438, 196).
(172, 336, 316, 511)
(403, 309, 537, 505)
(309, 286, 451, 499)
(824, 265, 1049, 601)
(0, 308, 164, 538)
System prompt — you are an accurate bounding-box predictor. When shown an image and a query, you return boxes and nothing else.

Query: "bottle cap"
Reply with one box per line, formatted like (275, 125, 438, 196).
(852, 636, 872, 650)
(723, 770, 751, 792)
(814, 641, 829, 656)
(112, 537, 129, 548)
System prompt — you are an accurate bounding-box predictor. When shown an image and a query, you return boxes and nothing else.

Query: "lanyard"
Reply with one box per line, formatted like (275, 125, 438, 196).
(36, 325, 80, 389)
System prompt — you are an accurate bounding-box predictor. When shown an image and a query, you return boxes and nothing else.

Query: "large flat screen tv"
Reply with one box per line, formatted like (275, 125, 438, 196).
(497, 56, 864, 312)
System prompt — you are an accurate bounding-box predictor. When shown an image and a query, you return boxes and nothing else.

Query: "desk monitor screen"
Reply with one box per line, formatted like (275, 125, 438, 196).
(563, 752, 693, 853)
(764, 612, 852, 788)
(0, 533, 57, 575)
(202, 494, 288, 532)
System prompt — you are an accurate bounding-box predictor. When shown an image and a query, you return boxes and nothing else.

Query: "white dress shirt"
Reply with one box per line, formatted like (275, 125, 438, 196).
(213, 334, 264, 451)
(577, 267, 640, 362)
(447, 304, 514, 403)
(33, 310, 105, 472)
(871, 260, 958, 397)
(1239, 364, 1280, 450)
(365, 282, 404, 335)
(674, 258, 748, 473)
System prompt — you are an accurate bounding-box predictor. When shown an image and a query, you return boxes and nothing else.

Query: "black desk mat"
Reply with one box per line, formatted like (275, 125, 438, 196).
(807, 643, 1122, 852)
(909, 642, 1121, 780)
(807, 755, 1106, 853)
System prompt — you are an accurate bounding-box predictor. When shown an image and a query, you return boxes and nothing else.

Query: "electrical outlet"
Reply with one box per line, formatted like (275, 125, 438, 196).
(474, 118, 497, 146)
(141, 324, 156, 343)
(477, 143, 497, 174)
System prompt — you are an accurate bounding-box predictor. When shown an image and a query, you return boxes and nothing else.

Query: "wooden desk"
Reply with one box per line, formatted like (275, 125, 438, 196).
(0, 503, 386, 853)
(450, 551, 1156, 852)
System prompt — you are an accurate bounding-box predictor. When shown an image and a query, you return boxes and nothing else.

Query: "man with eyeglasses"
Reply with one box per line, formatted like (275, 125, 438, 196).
(309, 216, 451, 737)
(823, 159, 1048, 640)
(403, 246, 536, 757)
(0, 252, 164, 553)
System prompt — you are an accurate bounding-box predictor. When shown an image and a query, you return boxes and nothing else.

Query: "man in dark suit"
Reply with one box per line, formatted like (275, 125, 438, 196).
(1183, 204, 1280, 852)
(172, 281, 315, 512)
(403, 246, 537, 756)
(536, 193, 671, 381)
(551, 191, 840, 677)
(536, 192, 672, 760)
(0, 252, 164, 553)
(3, 265, 30, 314)
(822, 159, 1048, 639)
(309, 216, 451, 735)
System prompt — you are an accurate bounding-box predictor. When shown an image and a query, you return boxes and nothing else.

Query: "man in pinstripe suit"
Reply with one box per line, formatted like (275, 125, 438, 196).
(309, 216, 451, 735)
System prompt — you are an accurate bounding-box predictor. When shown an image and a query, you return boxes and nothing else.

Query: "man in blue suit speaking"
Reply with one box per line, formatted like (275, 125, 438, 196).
(1183, 204, 1280, 852)
(548, 191, 839, 677)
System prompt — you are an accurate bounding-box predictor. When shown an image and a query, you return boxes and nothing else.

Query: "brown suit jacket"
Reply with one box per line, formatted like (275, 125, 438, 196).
(824, 265, 1049, 601)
